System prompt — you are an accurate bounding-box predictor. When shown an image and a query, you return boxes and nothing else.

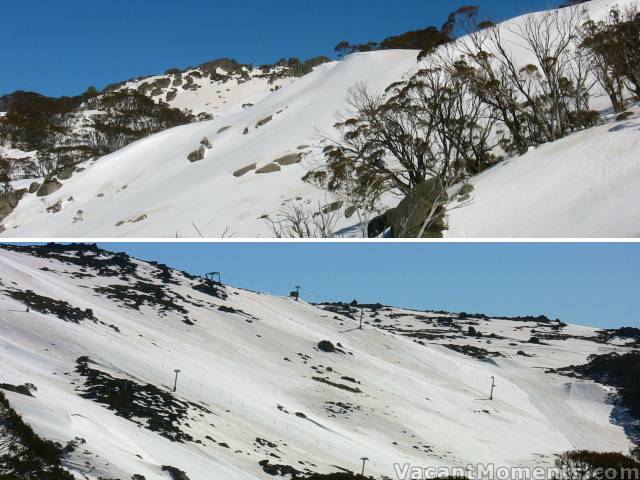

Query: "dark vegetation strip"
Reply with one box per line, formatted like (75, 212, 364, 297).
(0, 391, 74, 480)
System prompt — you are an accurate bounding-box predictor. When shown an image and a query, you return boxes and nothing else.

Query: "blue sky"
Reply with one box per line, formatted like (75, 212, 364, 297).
(1, 0, 559, 97)
(95, 242, 640, 329)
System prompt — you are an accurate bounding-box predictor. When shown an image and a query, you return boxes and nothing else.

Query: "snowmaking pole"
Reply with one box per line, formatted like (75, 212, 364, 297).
(359, 306, 364, 330)
(360, 457, 369, 476)
(490, 376, 496, 400)
(173, 369, 181, 392)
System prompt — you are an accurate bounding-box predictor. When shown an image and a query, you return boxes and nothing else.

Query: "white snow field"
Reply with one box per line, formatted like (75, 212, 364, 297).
(2, 0, 640, 238)
(0, 245, 636, 480)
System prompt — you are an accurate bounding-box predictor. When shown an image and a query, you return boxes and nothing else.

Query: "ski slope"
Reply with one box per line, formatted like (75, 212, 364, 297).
(0, 245, 635, 479)
(1, 0, 639, 238)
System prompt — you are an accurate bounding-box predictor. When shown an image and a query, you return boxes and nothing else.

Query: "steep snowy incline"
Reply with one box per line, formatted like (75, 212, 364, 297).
(1, 51, 419, 238)
(445, 107, 640, 238)
(0, 245, 635, 480)
(1, 0, 640, 238)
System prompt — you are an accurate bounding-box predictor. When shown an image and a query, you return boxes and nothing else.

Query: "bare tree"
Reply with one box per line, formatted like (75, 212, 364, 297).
(264, 200, 339, 238)
(457, 5, 592, 151)
(580, 4, 640, 111)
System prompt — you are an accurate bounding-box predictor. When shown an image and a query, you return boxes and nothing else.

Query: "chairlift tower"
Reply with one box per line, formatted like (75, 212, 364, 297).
(360, 457, 369, 476)
(173, 369, 181, 392)
(205, 271, 222, 285)
(290, 285, 301, 301)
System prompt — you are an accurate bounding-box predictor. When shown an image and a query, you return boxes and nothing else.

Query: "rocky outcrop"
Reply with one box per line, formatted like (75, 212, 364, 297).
(367, 178, 447, 238)
(274, 153, 302, 166)
(321, 200, 343, 215)
(0, 188, 27, 220)
(233, 163, 257, 177)
(36, 179, 62, 197)
(255, 115, 273, 128)
(187, 146, 206, 163)
(255, 163, 281, 174)
(57, 169, 73, 180)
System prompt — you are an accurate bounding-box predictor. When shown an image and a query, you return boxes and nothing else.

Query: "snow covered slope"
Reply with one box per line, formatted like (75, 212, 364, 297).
(0, 244, 636, 480)
(445, 107, 640, 238)
(1, 50, 420, 238)
(1, 0, 639, 238)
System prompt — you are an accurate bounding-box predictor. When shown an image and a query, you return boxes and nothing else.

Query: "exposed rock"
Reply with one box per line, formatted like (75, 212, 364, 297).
(36, 179, 62, 197)
(367, 178, 447, 238)
(255, 115, 273, 128)
(0, 188, 27, 220)
(57, 169, 73, 180)
(161, 466, 190, 480)
(317, 340, 335, 353)
(200, 137, 212, 148)
(132, 214, 148, 223)
(233, 163, 257, 177)
(297, 145, 310, 150)
(274, 153, 302, 166)
(72, 210, 84, 223)
(458, 183, 474, 202)
(166, 89, 178, 101)
(217, 126, 231, 134)
(187, 146, 207, 163)
(255, 163, 281, 174)
(46, 200, 63, 213)
(344, 206, 357, 219)
(243, 127, 249, 135)
(321, 201, 343, 215)
(29, 181, 40, 194)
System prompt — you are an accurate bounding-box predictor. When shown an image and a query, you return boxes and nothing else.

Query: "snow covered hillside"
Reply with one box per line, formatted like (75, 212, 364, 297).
(0, 244, 637, 480)
(1, 50, 420, 238)
(1, 0, 639, 238)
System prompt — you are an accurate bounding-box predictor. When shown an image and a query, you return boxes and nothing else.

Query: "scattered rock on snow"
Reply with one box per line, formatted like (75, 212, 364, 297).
(187, 146, 207, 163)
(57, 169, 73, 180)
(321, 201, 343, 215)
(36, 179, 62, 197)
(255, 163, 281, 174)
(344, 206, 357, 219)
(0, 188, 27, 220)
(46, 200, 63, 213)
(233, 163, 257, 177)
(317, 340, 335, 353)
(255, 115, 273, 128)
(274, 153, 302, 166)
